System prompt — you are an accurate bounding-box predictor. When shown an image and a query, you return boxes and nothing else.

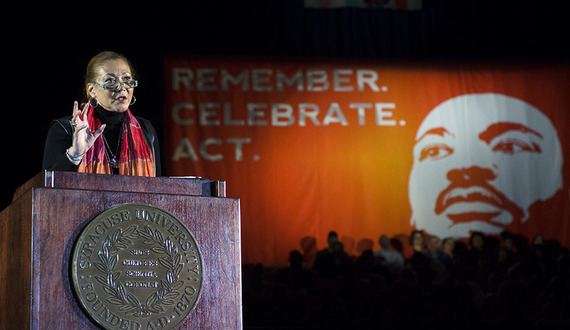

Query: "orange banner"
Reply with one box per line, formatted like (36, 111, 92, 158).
(164, 56, 570, 264)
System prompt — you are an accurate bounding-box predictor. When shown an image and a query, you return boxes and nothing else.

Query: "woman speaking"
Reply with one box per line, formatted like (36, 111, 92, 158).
(43, 51, 160, 176)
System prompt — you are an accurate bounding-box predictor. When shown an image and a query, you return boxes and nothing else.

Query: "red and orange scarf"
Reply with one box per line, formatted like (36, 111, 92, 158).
(78, 104, 155, 177)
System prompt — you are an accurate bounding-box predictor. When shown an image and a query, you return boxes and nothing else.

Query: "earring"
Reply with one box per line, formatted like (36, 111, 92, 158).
(89, 98, 98, 107)
(130, 95, 137, 106)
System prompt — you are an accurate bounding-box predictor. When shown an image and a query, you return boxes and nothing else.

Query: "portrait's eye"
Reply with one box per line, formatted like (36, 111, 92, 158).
(492, 138, 542, 155)
(419, 144, 454, 161)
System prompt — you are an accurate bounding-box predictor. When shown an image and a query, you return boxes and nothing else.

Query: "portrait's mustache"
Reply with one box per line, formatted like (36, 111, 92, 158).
(435, 184, 506, 214)
(434, 167, 521, 222)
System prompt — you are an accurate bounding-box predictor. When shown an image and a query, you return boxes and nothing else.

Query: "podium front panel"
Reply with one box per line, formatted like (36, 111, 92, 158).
(1, 182, 241, 330)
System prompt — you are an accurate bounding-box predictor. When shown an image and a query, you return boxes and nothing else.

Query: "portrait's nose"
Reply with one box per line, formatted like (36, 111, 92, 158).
(447, 166, 496, 183)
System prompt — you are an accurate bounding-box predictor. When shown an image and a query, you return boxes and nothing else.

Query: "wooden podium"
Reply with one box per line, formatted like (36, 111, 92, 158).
(0, 171, 242, 329)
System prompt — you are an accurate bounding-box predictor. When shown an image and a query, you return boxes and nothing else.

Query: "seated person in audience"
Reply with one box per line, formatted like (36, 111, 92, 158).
(313, 231, 350, 278)
(441, 237, 456, 259)
(403, 230, 425, 259)
(373, 235, 404, 270)
(425, 235, 453, 272)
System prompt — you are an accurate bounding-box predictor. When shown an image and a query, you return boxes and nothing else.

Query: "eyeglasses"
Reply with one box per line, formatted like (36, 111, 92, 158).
(94, 77, 139, 92)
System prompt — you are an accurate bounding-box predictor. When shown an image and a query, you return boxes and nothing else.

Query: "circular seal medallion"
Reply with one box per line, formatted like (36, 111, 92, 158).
(71, 203, 203, 330)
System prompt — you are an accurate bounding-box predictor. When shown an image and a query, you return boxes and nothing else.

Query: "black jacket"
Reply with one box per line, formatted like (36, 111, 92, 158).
(42, 115, 161, 176)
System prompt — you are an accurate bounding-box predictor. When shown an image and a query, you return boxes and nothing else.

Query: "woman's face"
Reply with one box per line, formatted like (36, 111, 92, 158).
(88, 59, 134, 113)
(443, 239, 455, 254)
(412, 232, 424, 246)
(471, 235, 484, 249)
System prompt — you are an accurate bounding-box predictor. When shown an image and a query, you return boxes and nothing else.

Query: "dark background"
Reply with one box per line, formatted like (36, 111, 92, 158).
(3, 0, 569, 209)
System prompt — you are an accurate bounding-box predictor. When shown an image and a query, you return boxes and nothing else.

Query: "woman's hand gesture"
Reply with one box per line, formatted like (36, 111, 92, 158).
(67, 101, 106, 164)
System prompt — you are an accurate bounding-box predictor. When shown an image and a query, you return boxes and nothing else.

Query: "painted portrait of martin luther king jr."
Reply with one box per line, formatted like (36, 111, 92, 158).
(408, 93, 563, 239)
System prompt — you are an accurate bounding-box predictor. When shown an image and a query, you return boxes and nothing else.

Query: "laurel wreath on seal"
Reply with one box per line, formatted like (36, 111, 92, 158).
(93, 224, 184, 318)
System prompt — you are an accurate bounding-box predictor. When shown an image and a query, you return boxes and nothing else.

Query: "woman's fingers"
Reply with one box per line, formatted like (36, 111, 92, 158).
(72, 101, 80, 125)
(92, 124, 106, 140)
(70, 101, 106, 152)
(72, 101, 92, 131)
(72, 101, 79, 116)
(80, 102, 90, 122)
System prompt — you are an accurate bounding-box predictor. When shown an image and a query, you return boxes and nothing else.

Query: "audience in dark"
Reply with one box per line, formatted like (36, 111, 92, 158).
(242, 230, 570, 329)
(373, 235, 404, 270)
(441, 237, 455, 260)
(403, 230, 425, 259)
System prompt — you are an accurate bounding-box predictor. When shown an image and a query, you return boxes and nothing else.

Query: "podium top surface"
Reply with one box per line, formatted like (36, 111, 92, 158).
(12, 171, 226, 202)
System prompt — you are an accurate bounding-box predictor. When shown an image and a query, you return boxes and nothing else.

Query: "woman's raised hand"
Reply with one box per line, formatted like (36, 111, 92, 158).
(67, 101, 106, 164)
